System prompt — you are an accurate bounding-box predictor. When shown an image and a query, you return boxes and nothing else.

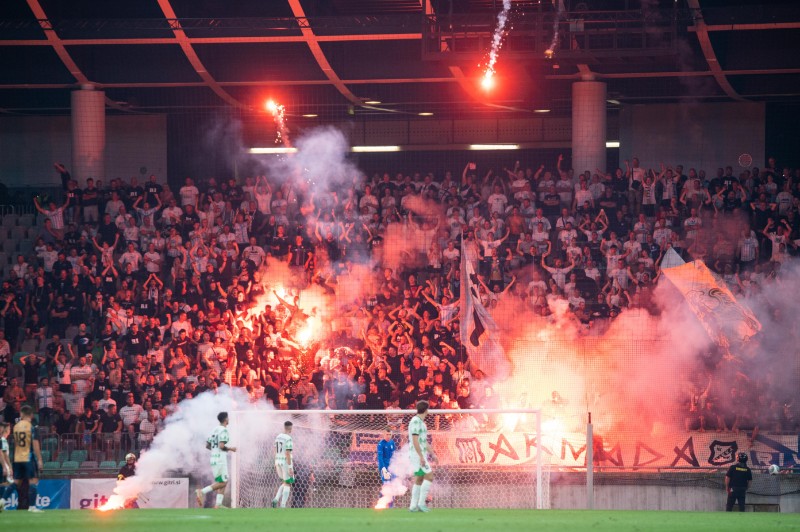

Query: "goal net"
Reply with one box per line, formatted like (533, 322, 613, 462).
(230, 408, 548, 510)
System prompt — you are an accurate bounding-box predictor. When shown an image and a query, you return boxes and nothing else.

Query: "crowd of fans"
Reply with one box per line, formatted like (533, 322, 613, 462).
(0, 154, 798, 460)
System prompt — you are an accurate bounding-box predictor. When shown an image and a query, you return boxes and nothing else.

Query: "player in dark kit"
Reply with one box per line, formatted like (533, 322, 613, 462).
(1, 405, 44, 512)
(117, 453, 139, 509)
(725, 452, 752, 512)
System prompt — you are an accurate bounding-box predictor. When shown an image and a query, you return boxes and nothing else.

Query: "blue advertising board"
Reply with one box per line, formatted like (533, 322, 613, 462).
(2, 479, 70, 510)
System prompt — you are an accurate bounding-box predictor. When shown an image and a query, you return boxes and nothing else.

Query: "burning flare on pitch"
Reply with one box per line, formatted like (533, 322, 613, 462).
(97, 495, 126, 512)
(374, 478, 407, 510)
(481, 0, 511, 90)
(374, 496, 391, 510)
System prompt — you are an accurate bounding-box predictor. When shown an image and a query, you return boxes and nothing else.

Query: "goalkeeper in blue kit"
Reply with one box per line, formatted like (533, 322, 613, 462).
(377, 428, 396, 507)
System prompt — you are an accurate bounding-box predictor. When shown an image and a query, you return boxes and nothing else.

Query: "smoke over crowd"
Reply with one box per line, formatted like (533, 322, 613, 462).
(26, 112, 796, 507)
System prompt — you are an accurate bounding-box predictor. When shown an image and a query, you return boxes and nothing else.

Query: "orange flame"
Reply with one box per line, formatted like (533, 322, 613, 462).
(374, 495, 392, 509)
(481, 73, 495, 90)
(97, 495, 125, 512)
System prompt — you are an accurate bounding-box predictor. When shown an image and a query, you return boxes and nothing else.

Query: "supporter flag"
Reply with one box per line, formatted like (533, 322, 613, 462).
(460, 242, 511, 380)
(661, 258, 761, 347)
(659, 248, 685, 270)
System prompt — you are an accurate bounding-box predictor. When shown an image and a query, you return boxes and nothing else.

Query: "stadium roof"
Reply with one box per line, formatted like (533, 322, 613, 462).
(1, 0, 799, 118)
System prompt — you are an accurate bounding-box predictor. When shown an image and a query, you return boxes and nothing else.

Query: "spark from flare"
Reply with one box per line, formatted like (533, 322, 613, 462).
(265, 99, 291, 147)
(545, 0, 565, 58)
(481, 0, 512, 91)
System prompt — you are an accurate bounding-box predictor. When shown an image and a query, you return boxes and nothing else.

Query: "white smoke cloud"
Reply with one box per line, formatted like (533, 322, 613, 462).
(263, 126, 361, 195)
(376, 445, 413, 508)
(103, 386, 261, 509)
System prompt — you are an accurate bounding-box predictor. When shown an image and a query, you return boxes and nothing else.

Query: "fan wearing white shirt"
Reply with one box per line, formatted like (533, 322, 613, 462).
(179, 178, 200, 207)
(119, 243, 143, 271)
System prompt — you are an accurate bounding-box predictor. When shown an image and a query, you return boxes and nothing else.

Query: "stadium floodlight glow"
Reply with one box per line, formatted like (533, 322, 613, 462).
(534, 109, 551, 113)
(351, 146, 401, 153)
(302, 114, 318, 118)
(248, 147, 298, 154)
(606, 141, 620, 148)
(363, 100, 382, 105)
(469, 144, 520, 151)
(418, 112, 434, 116)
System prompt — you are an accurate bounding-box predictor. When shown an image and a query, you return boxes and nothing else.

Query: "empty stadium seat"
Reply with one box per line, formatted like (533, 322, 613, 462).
(61, 439, 77, 457)
(0, 214, 18, 227)
(41, 436, 59, 454)
(18, 214, 34, 228)
(17, 239, 33, 256)
(65, 325, 80, 340)
(60, 460, 79, 470)
(80, 461, 99, 470)
(43, 461, 60, 471)
(99, 461, 118, 470)
(20, 339, 39, 353)
(40, 450, 51, 462)
(69, 449, 88, 463)
(10, 226, 26, 241)
(90, 449, 106, 463)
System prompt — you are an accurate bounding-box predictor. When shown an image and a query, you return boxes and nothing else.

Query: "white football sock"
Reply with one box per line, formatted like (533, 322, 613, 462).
(280, 485, 290, 508)
(215, 493, 224, 507)
(419, 480, 432, 507)
(274, 484, 284, 501)
(201, 486, 214, 495)
(409, 484, 420, 509)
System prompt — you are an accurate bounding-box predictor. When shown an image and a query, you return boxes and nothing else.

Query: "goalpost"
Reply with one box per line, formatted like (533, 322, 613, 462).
(229, 408, 548, 510)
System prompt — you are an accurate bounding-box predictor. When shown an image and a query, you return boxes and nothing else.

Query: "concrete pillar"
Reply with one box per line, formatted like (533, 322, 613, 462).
(71, 85, 106, 185)
(571, 81, 607, 175)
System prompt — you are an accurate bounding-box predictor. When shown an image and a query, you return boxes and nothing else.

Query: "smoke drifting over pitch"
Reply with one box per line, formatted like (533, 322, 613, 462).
(101, 387, 261, 509)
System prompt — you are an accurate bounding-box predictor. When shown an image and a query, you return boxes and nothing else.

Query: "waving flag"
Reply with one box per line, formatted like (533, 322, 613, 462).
(661, 257, 761, 347)
(460, 242, 511, 380)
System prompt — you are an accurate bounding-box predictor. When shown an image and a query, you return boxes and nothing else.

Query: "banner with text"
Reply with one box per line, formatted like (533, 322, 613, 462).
(350, 431, 800, 470)
(2, 479, 70, 510)
(70, 478, 189, 510)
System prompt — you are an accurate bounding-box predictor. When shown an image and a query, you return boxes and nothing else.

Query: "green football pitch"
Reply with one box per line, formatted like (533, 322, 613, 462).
(1, 508, 798, 532)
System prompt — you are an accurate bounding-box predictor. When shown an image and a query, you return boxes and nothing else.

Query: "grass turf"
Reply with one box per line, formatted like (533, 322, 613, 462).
(1, 508, 798, 532)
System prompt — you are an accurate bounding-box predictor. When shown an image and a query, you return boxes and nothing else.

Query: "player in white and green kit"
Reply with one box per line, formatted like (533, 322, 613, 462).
(408, 400, 434, 512)
(272, 421, 294, 508)
(196, 412, 237, 509)
(0, 422, 12, 511)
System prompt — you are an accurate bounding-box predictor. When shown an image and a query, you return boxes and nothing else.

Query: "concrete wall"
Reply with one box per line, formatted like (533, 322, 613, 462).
(238, 471, 800, 513)
(0, 114, 167, 187)
(552, 484, 798, 513)
(619, 102, 765, 174)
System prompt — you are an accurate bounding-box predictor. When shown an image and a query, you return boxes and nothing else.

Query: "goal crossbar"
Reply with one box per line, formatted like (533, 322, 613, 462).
(254, 408, 541, 415)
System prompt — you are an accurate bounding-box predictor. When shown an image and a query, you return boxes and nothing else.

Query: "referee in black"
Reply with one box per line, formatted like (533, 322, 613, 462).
(725, 452, 753, 511)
